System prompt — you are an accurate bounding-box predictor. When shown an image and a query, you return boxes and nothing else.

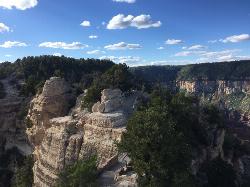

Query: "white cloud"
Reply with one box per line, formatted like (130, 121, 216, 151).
(107, 14, 161, 29)
(39, 42, 88, 50)
(99, 56, 141, 66)
(187, 45, 206, 50)
(87, 50, 105, 55)
(198, 54, 250, 63)
(0, 23, 10, 33)
(175, 49, 241, 59)
(175, 50, 205, 57)
(89, 35, 98, 39)
(165, 39, 182, 45)
(181, 45, 206, 50)
(195, 49, 249, 62)
(217, 54, 234, 61)
(157, 47, 164, 50)
(208, 40, 217, 44)
(0, 41, 27, 48)
(80, 20, 91, 27)
(53, 53, 62, 57)
(201, 49, 240, 58)
(112, 0, 136, 3)
(5, 54, 12, 57)
(104, 42, 142, 50)
(0, 0, 38, 10)
(220, 34, 250, 43)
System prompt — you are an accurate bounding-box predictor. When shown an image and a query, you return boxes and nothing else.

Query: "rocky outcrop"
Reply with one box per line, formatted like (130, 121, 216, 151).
(28, 82, 139, 187)
(27, 77, 75, 147)
(33, 116, 81, 186)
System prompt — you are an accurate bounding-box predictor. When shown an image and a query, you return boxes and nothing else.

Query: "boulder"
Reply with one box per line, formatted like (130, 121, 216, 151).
(101, 89, 122, 102)
(103, 99, 122, 113)
(92, 101, 101, 113)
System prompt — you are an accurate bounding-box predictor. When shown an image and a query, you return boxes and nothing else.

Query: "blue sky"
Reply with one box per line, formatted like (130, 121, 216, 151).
(0, 0, 249, 66)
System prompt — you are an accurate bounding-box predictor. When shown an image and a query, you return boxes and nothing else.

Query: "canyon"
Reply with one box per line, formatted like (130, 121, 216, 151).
(1, 59, 250, 186)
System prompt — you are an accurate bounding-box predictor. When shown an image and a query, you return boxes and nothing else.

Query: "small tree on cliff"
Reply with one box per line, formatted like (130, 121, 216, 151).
(57, 156, 98, 187)
(13, 155, 34, 187)
(82, 63, 135, 110)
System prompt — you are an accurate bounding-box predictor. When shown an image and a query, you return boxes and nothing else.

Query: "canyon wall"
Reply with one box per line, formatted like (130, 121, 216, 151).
(0, 76, 32, 155)
(176, 80, 250, 125)
(0, 75, 32, 186)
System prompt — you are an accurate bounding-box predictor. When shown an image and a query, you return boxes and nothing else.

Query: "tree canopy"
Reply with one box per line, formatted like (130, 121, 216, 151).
(118, 89, 232, 187)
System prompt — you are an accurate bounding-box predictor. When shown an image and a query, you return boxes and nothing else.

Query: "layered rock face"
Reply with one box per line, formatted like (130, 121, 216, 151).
(178, 80, 250, 95)
(0, 76, 31, 155)
(27, 77, 75, 147)
(28, 80, 138, 187)
(177, 80, 250, 125)
(177, 80, 250, 180)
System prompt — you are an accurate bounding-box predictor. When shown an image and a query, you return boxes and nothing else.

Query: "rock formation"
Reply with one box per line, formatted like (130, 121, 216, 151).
(27, 78, 139, 187)
(0, 75, 32, 186)
(27, 77, 75, 147)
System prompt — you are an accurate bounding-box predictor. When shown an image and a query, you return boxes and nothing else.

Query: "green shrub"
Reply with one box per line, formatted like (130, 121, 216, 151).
(57, 156, 98, 187)
(82, 63, 135, 110)
(82, 86, 102, 110)
(119, 89, 226, 186)
(13, 155, 34, 187)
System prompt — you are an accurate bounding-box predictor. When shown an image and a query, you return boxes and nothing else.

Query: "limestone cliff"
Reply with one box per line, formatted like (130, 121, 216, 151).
(0, 75, 32, 186)
(177, 79, 250, 183)
(27, 79, 138, 187)
(27, 77, 75, 147)
(0, 76, 32, 155)
(177, 80, 250, 125)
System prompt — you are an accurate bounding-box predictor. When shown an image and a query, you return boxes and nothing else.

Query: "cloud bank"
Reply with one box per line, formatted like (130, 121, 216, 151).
(104, 42, 142, 50)
(107, 14, 161, 29)
(0, 41, 27, 48)
(0, 0, 38, 10)
(112, 0, 136, 3)
(39, 42, 88, 50)
(221, 34, 250, 43)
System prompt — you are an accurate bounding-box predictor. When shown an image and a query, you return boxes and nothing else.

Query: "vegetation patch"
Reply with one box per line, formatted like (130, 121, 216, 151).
(57, 156, 98, 187)
(118, 89, 227, 186)
(82, 63, 136, 110)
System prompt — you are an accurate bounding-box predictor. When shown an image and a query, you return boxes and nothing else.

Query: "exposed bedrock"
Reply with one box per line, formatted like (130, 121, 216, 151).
(27, 79, 139, 187)
(177, 80, 250, 125)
